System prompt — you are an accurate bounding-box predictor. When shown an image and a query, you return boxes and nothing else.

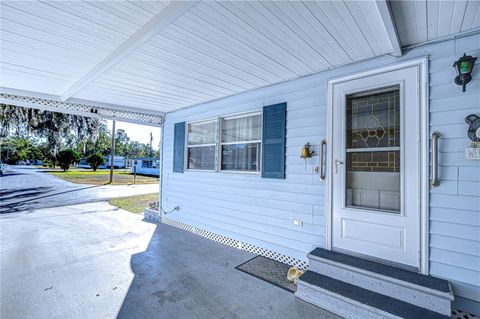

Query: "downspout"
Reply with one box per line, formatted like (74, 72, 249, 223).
(158, 124, 164, 218)
(158, 121, 179, 217)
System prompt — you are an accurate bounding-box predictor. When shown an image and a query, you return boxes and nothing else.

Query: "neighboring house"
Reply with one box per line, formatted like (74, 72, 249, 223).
(104, 156, 125, 169)
(77, 158, 90, 169)
(126, 157, 160, 176)
(78, 156, 125, 169)
(160, 33, 480, 315)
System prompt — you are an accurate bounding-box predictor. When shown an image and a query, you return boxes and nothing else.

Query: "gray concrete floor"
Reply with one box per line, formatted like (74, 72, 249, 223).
(0, 166, 158, 213)
(0, 201, 339, 319)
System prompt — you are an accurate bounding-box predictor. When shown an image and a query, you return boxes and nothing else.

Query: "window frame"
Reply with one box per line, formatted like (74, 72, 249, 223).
(218, 111, 262, 174)
(184, 111, 262, 174)
(185, 118, 218, 172)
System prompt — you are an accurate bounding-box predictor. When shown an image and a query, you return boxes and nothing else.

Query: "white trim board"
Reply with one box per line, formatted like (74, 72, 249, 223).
(325, 57, 429, 275)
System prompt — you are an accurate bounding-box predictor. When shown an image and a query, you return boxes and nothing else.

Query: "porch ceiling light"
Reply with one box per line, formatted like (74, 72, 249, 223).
(453, 53, 477, 92)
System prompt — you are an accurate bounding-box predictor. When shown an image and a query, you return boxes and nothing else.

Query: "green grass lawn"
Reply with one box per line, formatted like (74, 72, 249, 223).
(109, 193, 159, 214)
(47, 167, 159, 185)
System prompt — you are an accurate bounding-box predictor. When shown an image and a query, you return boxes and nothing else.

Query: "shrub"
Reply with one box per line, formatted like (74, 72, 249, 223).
(57, 149, 81, 171)
(86, 153, 105, 172)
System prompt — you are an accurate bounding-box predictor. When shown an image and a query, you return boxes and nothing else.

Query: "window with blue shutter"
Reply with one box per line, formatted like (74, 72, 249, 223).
(262, 103, 286, 179)
(173, 122, 185, 173)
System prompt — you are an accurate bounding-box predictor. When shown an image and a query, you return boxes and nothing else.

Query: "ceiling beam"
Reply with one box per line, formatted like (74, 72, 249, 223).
(60, 1, 198, 102)
(376, 0, 403, 57)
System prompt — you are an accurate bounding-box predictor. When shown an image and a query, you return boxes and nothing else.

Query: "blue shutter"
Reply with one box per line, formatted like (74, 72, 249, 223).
(173, 122, 185, 173)
(262, 103, 286, 179)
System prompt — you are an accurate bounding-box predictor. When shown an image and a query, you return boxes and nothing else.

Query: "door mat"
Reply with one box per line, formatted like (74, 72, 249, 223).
(235, 256, 296, 292)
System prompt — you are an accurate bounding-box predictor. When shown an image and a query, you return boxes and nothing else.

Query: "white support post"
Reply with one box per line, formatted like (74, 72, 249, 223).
(109, 120, 116, 184)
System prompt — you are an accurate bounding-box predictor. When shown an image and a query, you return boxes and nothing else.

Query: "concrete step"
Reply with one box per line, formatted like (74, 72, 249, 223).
(296, 271, 451, 319)
(307, 248, 454, 316)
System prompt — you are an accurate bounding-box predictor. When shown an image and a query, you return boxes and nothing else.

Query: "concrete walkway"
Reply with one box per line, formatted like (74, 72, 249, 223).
(0, 166, 158, 213)
(0, 201, 338, 319)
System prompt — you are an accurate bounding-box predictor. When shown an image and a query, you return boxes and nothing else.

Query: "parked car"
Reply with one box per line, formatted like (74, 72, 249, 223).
(16, 160, 25, 165)
(0, 162, 7, 175)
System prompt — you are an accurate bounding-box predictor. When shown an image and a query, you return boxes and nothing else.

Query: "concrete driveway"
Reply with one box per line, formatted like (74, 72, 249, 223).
(0, 166, 158, 213)
(0, 202, 156, 319)
(0, 201, 338, 319)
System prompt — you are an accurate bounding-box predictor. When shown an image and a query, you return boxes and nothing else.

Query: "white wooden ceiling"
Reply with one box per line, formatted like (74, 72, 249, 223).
(391, 0, 480, 46)
(1, 0, 479, 115)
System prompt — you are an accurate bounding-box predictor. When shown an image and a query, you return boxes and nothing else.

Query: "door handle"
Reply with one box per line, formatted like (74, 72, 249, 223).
(430, 132, 440, 187)
(319, 139, 326, 181)
(335, 159, 344, 174)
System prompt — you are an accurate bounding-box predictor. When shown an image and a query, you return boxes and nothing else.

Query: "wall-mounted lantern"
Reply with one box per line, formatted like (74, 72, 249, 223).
(453, 53, 477, 92)
(300, 142, 314, 170)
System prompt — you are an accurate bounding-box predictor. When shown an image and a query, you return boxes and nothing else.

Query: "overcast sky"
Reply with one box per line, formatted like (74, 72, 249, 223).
(107, 120, 161, 150)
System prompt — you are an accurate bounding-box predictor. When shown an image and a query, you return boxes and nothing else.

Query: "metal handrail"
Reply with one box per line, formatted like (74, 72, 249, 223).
(430, 132, 441, 187)
(319, 139, 326, 181)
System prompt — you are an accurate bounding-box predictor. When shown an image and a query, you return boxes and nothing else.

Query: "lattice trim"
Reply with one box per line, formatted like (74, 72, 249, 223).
(452, 309, 479, 319)
(160, 216, 308, 269)
(1, 93, 163, 126)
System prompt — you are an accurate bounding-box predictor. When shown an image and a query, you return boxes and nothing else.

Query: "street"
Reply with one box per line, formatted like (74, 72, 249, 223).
(0, 166, 158, 213)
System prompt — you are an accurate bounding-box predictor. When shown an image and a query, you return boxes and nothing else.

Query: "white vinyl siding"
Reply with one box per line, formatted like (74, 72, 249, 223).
(162, 33, 480, 313)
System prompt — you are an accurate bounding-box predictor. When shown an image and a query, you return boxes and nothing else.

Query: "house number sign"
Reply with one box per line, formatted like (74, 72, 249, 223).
(465, 114, 480, 160)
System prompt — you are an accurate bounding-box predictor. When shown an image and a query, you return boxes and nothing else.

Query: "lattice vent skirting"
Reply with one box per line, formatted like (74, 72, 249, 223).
(0, 93, 163, 126)
(160, 216, 309, 270)
(452, 309, 480, 319)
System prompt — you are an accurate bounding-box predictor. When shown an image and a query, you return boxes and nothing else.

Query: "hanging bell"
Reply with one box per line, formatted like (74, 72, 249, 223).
(300, 143, 314, 159)
(300, 143, 314, 170)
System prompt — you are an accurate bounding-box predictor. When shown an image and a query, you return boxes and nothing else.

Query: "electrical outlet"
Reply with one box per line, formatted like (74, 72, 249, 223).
(293, 219, 303, 227)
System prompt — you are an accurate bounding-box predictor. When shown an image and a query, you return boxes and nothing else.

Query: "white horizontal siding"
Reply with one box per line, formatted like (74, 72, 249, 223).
(426, 34, 480, 313)
(162, 68, 327, 262)
(161, 33, 480, 312)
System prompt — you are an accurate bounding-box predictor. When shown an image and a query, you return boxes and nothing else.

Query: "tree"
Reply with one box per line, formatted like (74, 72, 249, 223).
(114, 129, 130, 156)
(86, 153, 105, 172)
(57, 149, 80, 171)
(1, 104, 101, 164)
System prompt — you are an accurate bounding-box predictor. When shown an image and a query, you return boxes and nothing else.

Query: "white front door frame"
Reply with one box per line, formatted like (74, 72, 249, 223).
(325, 57, 429, 275)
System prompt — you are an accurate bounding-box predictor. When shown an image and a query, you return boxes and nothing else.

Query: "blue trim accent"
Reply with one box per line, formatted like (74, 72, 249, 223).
(173, 122, 185, 173)
(262, 103, 286, 179)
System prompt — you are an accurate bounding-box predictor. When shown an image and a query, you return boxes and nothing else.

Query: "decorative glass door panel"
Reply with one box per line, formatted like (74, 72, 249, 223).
(345, 88, 401, 213)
